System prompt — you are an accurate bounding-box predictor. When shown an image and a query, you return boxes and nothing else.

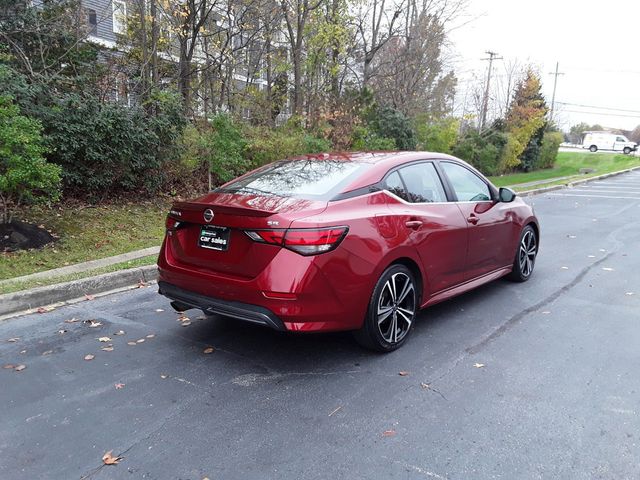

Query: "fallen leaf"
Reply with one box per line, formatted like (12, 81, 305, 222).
(84, 354, 95, 361)
(625, 292, 635, 296)
(85, 294, 95, 301)
(19, 349, 26, 354)
(114, 383, 125, 390)
(3, 364, 16, 369)
(86, 320, 103, 328)
(155, 309, 164, 313)
(160, 374, 168, 379)
(146, 334, 155, 339)
(203, 347, 215, 354)
(14, 364, 26, 372)
(37, 306, 54, 314)
(137, 280, 147, 288)
(602, 267, 614, 272)
(127, 341, 137, 346)
(102, 450, 122, 465)
(42, 350, 53, 356)
(587, 255, 596, 258)
(181, 321, 192, 327)
(101, 346, 114, 352)
(567, 235, 577, 239)
(398, 371, 409, 376)
(57, 329, 67, 334)
(473, 363, 485, 368)
(561, 266, 569, 270)
(178, 315, 190, 322)
(64, 318, 80, 324)
(599, 249, 606, 252)
(382, 430, 396, 437)
(97, 336, 111, 342)
(7, 337, 19, 343)
(420, 382, 430, 389)
(113, 330, 125, 336)
(136, 338, 145, 344)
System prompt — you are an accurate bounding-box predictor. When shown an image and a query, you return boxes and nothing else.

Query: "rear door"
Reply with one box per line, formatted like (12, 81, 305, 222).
(438, 161, 515, 280)
(383, 162, 468, 293)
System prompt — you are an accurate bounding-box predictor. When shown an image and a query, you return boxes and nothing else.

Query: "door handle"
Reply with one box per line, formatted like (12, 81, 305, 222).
(467, 214, 479, 225)
(405, 220, 423, 229)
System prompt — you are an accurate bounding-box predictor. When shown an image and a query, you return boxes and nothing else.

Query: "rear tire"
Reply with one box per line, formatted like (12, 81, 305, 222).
(353, 264, 418, 352)
(507, 225, 538, 282)
(589, 145, 598, 152)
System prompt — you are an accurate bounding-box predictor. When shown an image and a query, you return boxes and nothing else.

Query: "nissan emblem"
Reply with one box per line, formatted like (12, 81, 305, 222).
(203, 209, 214, 222)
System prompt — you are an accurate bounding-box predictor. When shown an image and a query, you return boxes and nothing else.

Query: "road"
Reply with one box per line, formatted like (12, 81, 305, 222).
(1, 172, 640, 480)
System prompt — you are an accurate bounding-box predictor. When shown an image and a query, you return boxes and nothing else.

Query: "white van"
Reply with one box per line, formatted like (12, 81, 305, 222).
(582, 131, 637, 154)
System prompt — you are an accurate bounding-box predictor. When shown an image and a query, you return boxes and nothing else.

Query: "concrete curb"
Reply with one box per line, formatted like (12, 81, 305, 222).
(0, 265, 158, 321)
(517, 165, 640, 197)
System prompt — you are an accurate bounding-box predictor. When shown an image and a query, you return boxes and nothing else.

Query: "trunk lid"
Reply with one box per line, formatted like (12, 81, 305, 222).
(166, 192, 327, 279)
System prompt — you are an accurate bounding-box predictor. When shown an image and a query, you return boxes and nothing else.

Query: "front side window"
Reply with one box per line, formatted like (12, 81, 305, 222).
(616, 136, 626, 142)
(441, 162, 491, 202)
(397, 162, 447, 203)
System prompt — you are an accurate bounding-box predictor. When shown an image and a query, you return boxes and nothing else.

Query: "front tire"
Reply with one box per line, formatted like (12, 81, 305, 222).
(353, 264, 418, 352)
(507, 225, 538, 282)
(623, 147, 632, 155)
(589, 145, 598, 152)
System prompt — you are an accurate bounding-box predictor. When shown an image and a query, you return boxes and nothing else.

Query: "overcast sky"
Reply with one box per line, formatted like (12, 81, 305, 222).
(448, 0, 640, 132)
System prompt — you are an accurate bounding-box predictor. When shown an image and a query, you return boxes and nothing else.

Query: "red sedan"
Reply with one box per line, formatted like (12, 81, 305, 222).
(158, 152, 539, 351)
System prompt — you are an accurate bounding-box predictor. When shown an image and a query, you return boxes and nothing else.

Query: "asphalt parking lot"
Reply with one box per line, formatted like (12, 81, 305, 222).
(1, 172, 639, 480)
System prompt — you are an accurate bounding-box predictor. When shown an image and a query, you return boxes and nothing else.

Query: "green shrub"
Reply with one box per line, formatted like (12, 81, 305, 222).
(0, 95, 61, 223)
(204, 114, 250, 184)
(367, 106, 416, 150)
(350, 126, 396, 150)
(537, 131, 563, 169)
(243, 124, 331, 168)
(452, 129, 508, 176)
(414, 116, 459, 154)
(43, 91, 186, 198)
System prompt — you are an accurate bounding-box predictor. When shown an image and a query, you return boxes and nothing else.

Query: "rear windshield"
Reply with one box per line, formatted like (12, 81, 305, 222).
(215, 159, 370, 200)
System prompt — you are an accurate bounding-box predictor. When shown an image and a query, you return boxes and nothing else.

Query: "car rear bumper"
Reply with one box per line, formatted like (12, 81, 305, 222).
(158, 281, 286, 331)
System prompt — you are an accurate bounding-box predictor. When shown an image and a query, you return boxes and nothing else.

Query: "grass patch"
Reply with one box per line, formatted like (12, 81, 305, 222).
(489, 151, 640, 188)
(0, 255, 157, 295)
(0, 199, 172, 281)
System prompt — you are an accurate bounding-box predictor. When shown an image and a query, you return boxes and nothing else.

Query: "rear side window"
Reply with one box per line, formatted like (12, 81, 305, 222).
(397, 163, 447, 203)
(441, 162, 491, 202)
(216, 160, 370, 200)
(384, 171, 410, 202)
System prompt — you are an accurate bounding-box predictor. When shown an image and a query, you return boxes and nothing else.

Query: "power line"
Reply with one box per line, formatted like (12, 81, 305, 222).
(560, 109, 640, 119)
(556, 102, 640, 115)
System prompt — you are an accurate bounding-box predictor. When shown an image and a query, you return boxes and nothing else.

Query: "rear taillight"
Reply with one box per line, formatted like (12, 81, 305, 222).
(165, 215, 182, 231)
(244, 227, 348, 256)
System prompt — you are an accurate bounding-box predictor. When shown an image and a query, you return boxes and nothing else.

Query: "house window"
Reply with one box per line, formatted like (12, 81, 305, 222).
(112, 0, 127, 35)
(87, 9, 97, 36)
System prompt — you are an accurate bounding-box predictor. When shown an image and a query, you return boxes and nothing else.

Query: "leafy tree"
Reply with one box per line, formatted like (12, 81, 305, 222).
(0, 96, 61, 223)
(567, 122, 604, 144)
(500, 69, 547, 171)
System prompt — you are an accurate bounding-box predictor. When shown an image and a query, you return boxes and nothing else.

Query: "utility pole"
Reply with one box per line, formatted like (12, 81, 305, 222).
(479, 51, 502, 132)
(548, 61, 565, 124)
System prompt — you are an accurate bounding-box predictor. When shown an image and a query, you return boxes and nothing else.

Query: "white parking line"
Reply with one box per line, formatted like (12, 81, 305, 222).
(547, 193, 640, 200)
(568, 189, 640, 194)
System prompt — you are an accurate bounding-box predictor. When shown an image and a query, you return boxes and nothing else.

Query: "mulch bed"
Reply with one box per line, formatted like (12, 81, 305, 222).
(0, 221, 56, 252)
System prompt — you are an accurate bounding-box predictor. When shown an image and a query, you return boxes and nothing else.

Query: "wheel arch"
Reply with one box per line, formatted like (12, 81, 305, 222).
(385, 256, 425, 306)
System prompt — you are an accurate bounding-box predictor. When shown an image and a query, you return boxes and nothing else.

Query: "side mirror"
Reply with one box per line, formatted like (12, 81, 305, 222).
(499, 187, 516, 203)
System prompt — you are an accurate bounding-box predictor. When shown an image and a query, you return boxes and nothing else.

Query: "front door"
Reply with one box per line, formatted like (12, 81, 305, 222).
(439, 161, 514, 280)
